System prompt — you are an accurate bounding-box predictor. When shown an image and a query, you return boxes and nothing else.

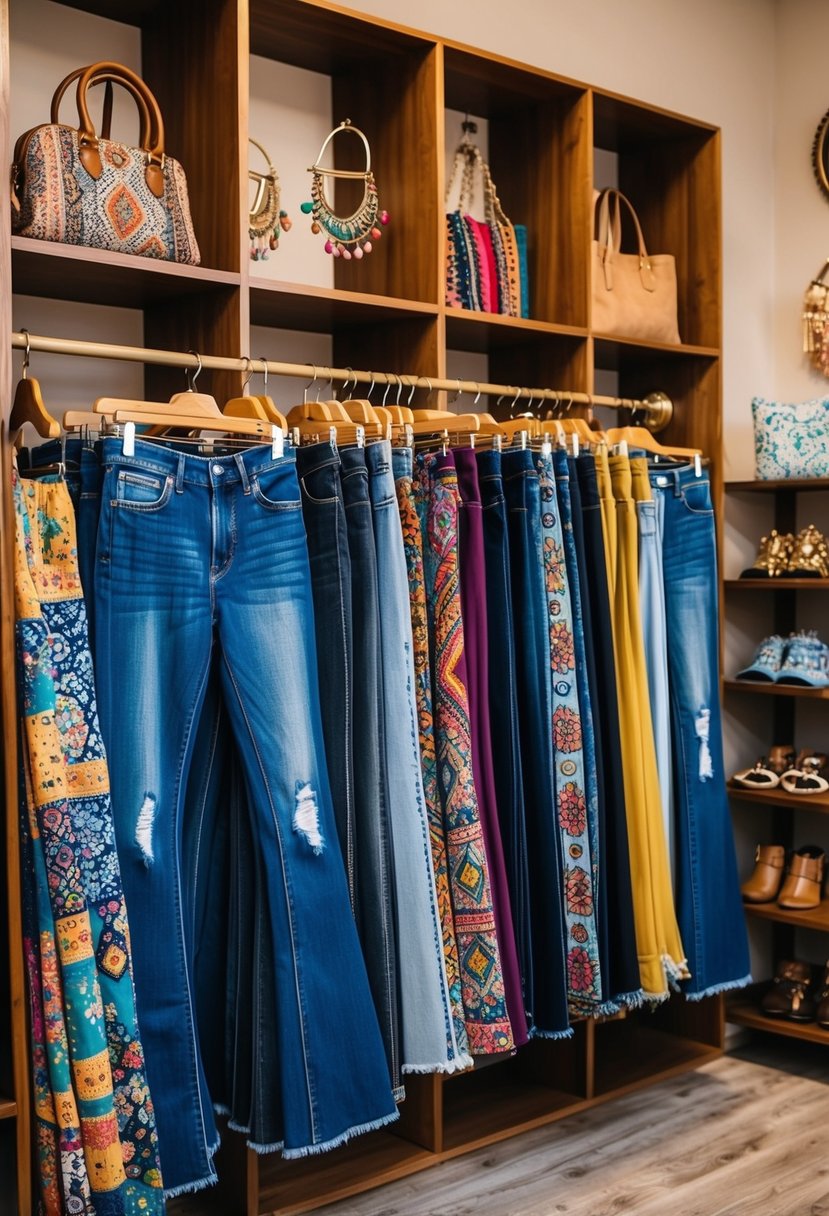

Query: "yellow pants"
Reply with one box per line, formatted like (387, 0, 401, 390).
(607, 454, 688, 998)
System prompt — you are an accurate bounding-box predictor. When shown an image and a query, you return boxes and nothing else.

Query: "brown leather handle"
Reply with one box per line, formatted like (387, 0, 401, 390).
(51, 66, 154, 148)
(74, 61, 166, 198)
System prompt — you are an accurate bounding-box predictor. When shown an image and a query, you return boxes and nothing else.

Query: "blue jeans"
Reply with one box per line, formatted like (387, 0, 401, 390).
(649, 464, 751, 999)
(501, 448, 569, 1037)
(365, 441, 461, 1072)
(636, 496, 674, 887)
(94, 438, 397, 1195)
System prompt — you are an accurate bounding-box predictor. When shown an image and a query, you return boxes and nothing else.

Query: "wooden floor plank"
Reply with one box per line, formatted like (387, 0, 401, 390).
(316, 1044, 829, 1216)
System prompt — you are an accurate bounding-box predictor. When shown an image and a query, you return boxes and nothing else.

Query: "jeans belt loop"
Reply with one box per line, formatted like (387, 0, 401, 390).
(175, 454, 185, 494)
(234, 452, 251, 494)
(671, 467, 682, 498)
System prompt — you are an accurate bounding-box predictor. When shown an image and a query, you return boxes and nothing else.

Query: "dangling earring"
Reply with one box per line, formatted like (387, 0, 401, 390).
(300, 119, 389, 260)
(248, 137, 292, 261)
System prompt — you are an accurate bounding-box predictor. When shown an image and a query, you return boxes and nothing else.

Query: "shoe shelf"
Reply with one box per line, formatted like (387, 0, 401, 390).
(744, 901, 829, 933)
(724, 680, 829, 700)
(726, 478, 829, 493)
(724, 578, 829, 590)
(728, 985, 829, 1045)
(729, 785, 829, 813)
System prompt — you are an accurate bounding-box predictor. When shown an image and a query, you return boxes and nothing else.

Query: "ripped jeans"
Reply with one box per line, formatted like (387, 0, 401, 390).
(93, 438, 397, 1196)
(649, 464, 751, 999)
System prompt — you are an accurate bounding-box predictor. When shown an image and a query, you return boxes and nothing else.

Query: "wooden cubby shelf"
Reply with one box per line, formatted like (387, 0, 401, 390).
(744, 901, 829, 933)
(728, 785, 829, 812)
(727, 478, 829, 493)
(2, 0, 728, 1211)
(724, 680, 829, 700)
(724, 579, 829, 591)
(729, 987, 829, 1046)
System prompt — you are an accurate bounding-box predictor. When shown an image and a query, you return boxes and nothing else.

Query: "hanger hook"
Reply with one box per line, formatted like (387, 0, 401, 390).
(473, 383, 481, 409)
(406, 376, 417, 407)
(20, 327, 30, 379)
(342, 367, 355, 398)
(424, 377, 433, 404)
(366, 372, 375, 400)
(510, 386, 521, 419)
(449, 378, 462, 408)
(303, 364, 318, 405)
(395, 373, 404, 407)
(382, 374, 393, 409)
(186, 350, 202, 392)
(258, 356, 269, 389)
(241, 356, 253, 394)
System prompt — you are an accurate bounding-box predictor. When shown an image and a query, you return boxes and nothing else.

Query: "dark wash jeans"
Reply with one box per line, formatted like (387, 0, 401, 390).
(94, 438, 397, 1194)
(501, 448, 569, 1037)
(575, 455, 641, 1005)
(476, 449, 533, 1018)
(338, 445, 402, 1099)
(649, 464, 751, 999)
(297, 441, 355, 904)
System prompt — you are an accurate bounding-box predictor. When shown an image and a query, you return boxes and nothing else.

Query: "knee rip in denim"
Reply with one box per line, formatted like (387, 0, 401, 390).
(293, 781, 324, 854)
(694, 708, 713, 781)
(136, 792, 157, 865)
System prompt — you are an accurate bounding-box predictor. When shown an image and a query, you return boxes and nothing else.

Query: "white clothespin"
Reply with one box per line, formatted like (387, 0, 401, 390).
(541, 432, 553, 457)
(694, 453, 702, 477)
(271, 425, 284, 460)
(123, 420, 135, 457)
(572, 433, 580, 458)
(329, 426, 337, 450)
(356, 424, 365, 449)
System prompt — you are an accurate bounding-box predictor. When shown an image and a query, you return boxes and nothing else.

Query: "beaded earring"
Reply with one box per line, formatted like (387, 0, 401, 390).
(300, 119, 389, 259)
(248, 138, 291, 261)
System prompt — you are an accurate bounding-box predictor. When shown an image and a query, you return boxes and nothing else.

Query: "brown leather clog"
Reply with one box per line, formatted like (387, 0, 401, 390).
(741, 844, 786, 903)
(761, 959, 816, 1021)
(814, 962, 829, 1029)
(777, 845, 826, 910)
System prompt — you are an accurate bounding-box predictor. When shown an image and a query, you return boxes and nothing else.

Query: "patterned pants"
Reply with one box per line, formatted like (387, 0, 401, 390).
(14, 470, 164, 1215)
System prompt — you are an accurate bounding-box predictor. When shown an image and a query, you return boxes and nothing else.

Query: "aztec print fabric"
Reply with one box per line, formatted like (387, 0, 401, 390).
(14, 124, 200, 263)
(415, 451, 514, 1056)
(394, 460, 471, 1068)
(13, 470, 164, 1215)
(535, 454, 602, 1014)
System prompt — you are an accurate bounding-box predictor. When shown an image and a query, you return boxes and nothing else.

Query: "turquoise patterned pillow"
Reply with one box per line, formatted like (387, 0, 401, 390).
(752, 395, 829, 479)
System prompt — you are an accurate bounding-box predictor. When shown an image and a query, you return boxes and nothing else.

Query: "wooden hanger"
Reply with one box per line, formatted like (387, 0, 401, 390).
(410, 408, 481, 436)
(224, 359, 288, 432)
(9, 332, 59, 440)
(604, 425, 701, 458)
(63, 410, 106, 431)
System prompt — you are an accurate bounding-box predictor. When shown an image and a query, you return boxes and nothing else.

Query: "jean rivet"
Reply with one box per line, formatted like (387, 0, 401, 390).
(212, 464, 224, 475)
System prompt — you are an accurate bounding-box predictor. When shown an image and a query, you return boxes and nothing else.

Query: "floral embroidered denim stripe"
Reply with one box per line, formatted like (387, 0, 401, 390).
(536, 454, 602, 1012)
(14, 471, 164, 1214)
(416, 452, 514, 1056)
(395, 465, 471, 1067)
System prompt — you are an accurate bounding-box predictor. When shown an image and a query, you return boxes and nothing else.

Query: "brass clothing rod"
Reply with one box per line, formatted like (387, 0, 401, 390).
(9, 331, 673, 428)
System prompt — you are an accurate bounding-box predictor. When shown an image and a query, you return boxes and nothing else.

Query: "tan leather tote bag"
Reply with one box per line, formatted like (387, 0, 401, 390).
(591, 188, 680, 344)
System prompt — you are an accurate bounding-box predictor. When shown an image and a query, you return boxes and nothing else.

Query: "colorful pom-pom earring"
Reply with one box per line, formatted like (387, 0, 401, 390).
(300, 119, 389, 259)
(248, 137, 292, 261)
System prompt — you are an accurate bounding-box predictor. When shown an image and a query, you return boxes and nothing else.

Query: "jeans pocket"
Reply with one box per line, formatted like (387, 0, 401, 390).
(113, 469, 174, 511)
(251, 474, 302, 511)
(680, 480, 714, 516)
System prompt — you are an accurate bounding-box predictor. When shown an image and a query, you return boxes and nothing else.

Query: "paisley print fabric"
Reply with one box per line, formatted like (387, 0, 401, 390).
(416, 452, 513, 1056)
(13, 471, 164, 1215)
(395, 465, 471, 1066)
(535, 454, 602, 1014)
(14, 123, 200, 264)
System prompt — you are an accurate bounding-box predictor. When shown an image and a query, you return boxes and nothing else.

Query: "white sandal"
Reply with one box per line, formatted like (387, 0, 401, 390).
(733, 759, 781, 789)
(781, 756, 829, 795)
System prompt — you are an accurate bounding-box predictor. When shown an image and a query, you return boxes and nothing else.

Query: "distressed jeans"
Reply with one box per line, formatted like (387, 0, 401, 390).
(94, 438, 397, 1196)
(649, 464, 751, 999)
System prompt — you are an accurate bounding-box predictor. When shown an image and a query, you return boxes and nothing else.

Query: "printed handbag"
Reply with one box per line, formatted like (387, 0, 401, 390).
(445, 135, 529, 318)
(11, 60, 200, 264)
(592, 188, 679, 344)
(752, 396, 829, 480)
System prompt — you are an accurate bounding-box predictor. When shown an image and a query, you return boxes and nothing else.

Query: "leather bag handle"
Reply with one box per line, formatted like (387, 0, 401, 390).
(74, 61, 166, 198)
(51, 66, 155, 148)
(595, 188, 656, 293)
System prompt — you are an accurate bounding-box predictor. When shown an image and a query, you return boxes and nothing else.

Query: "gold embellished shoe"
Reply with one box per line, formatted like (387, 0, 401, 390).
(788, 524, 829, 579)
(740, 530, 794, 578)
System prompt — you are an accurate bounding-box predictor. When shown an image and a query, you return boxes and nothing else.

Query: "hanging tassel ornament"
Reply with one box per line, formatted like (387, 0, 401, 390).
(300, 119, 388, 259)
(248, 137, 291, 262)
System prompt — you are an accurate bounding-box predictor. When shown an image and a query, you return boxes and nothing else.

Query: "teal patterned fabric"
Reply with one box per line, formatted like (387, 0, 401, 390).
(752, 395, 829, 479)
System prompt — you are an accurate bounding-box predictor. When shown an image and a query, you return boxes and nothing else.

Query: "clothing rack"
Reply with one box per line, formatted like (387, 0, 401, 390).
(9, 331, 674, 431)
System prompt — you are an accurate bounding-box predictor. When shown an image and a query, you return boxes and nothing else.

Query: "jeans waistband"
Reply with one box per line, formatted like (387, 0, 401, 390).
(391, 446, 413, 481)
(296, 439, 340, 477)
(648, 461, 709, 497)
(453, 447, 482, 506)
(100, 436, 295, 489)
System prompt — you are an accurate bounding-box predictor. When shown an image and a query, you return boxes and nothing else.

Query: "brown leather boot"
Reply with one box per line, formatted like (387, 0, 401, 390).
(761, 959, 816, 1021)
(741, 844, 786, 903)
(777, 845, 826, 910)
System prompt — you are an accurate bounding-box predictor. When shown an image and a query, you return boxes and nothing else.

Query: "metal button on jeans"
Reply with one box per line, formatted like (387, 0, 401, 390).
(212, 464, 224, 475)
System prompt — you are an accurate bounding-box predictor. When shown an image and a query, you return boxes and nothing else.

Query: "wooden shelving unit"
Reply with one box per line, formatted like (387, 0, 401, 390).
(724, 475, 829, 1051)
(0, 1, 727, 1212)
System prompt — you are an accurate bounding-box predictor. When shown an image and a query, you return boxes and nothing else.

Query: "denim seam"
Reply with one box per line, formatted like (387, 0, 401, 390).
(299, 476, 340, 507)
(251, 477, 303, 511)
(190, 692, 222, 950)
(212, 494, 237, 582)
(220, 652, 319, 1142)
(332, 509, 355, 906)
